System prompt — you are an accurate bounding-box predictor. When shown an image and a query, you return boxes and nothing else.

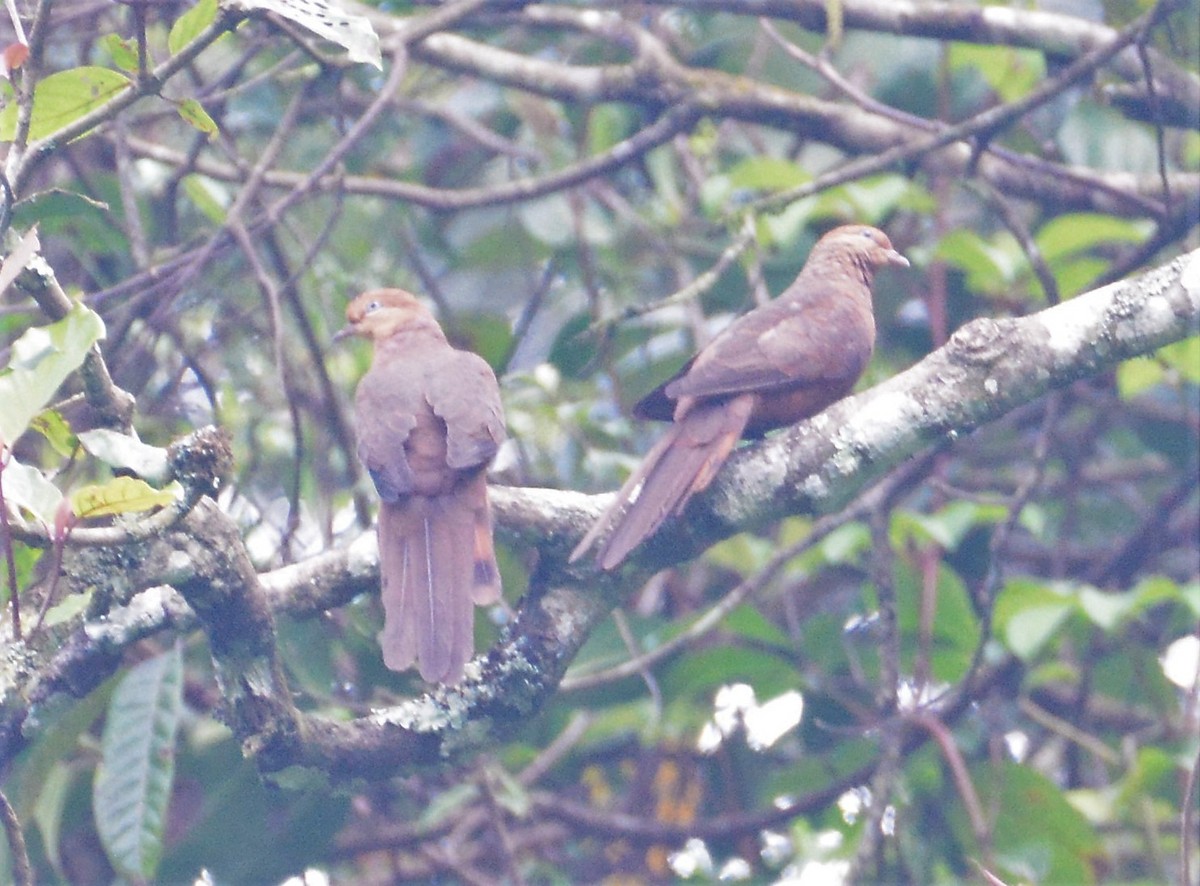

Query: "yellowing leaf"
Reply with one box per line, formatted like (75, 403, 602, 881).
(31, 408, 78, 458)
(70, 477, 180, 519)
(177, 98, 218, 138)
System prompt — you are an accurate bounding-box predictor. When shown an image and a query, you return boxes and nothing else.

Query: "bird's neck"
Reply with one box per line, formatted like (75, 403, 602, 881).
(805, 250, 875, 291)
(372, 316, 447, 353)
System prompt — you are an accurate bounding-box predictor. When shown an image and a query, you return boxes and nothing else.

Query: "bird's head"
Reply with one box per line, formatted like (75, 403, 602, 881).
(335, 288, 437, 342)
(817, 224, 910, 272)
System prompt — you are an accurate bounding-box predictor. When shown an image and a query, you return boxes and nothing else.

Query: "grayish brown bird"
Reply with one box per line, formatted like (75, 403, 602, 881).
(572, 225, 908, 570)
(340, 289, 505, 684)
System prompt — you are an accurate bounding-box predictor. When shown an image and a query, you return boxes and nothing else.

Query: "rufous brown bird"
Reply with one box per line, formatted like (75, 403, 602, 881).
(339, 289, 506, 684)
(571, 225, 908, 570)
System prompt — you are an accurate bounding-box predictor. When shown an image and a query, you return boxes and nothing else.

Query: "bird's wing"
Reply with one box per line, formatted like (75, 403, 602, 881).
(355, 366, 421, 502)
(666, 291, 870, 402)
(426, 350, 506, 472)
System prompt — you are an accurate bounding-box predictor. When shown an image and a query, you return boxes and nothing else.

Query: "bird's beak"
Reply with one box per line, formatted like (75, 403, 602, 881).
(332, 324, 355, 344)
(886, 249, 910, 269)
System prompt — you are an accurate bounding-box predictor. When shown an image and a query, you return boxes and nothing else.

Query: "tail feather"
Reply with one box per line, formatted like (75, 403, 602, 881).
(377, 503, 418, 673)
(377, 479, 500, 684)
(469, 474, 503, 606)
(572, 394, 756, 570)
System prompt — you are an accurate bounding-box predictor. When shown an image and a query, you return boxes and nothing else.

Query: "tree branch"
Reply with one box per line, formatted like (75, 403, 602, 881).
(5, 249, 1193, 781)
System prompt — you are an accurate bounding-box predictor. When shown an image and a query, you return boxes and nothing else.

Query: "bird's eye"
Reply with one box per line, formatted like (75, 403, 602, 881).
(366, 300, 381, 312)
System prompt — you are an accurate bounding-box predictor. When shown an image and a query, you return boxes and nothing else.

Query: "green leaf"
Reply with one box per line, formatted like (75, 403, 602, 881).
(1035, 213, 1148, 265)
(11, 188, 110, 222)
(587, 104, 632, 155)
(1130, 575, 1192, 613)
(934, 229, 1023, 292)
(893, 501, 1005, 550)
(485, 764, 532, 817)
(168, 0, 218, 55)
(41, 588, 93, 628)
(0, 458, 63, 525)
(31, 758, 74, 877)
(662, 645, 801, 700)
(77, 429, 170, 481)
(1161, 336, 1200, 384)
(1116, 355, 1164, 399)
(101, 34, 140, 73)
(948, 44, 1045, 103)
(177, 97, 218, 139)
(969, 761, 1101, 884)
(1177, 579, 1200, 618)
(418, 783, 479, 828)
(94, 645, 183, 882)
(809, 175, 929, 224)
(889, 561, 981, 682)
(0, 66, 130, 141)
(1076, 585, 1137, 632)
(30, 408, 78, 457)
(0, 302, 105, 445)
(1119, 336, 1200, 398)
(182, 174, 229, 223)
(817, 521, 871, 565)
(11, 679, 112, 879)
(704, 533, 774, 573)
(994, 579, 1075, 661)
(71, 476, 179, 519)
(722, 603, 791, 647)
(726, 156, 810, 192)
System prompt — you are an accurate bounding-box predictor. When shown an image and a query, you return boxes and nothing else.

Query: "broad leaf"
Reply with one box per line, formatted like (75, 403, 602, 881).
(0, 303, 105, 446)
(101, 34, 140, 72)
(994, 579, 1075, 661)
(982, 762, 1102, 884)
(0, 458, 63, 525)
(178, 98, 219, 138)
(182, 174, 229, 223)
(168, 0, 218, 55)
(0, 67, 130, 141)
(222, 0, 381, 68)
(1035, 213, 1148, 264)
(70, 476, 179, 519)
(77, 429, 170, 481)
(30, 408, 78, 457)
(93, 645, 184, 882)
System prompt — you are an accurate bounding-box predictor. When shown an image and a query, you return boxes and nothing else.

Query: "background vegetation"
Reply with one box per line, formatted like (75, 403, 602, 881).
(1, 0, 1197, 882)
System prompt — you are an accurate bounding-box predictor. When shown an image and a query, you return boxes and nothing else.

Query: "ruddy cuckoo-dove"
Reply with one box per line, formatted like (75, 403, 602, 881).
(340, 289, 505, 684)
(571, 225, 908, 570)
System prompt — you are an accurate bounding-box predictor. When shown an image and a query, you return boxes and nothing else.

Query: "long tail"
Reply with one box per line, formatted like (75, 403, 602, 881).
(571, 394, 755, 570)
(377, 475, 500, 684)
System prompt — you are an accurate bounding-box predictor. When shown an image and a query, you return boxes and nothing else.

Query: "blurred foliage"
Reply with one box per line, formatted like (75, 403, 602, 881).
(0, 0, 1197, 883)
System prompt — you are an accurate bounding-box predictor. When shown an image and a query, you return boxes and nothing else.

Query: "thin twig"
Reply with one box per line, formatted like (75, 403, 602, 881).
(750, 7, 1167, 221)
(0, 788, 32, 886)
(0, 445, 22, 639)
(912, 712, 995, 870)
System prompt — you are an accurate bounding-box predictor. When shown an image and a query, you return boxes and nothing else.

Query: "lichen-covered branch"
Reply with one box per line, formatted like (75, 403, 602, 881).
(6, 249, 1193, 780)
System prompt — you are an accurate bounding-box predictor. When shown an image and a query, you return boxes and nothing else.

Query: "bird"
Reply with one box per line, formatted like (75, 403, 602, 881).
(338, 288, 506, 684)
(571, 224, 908, 571)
